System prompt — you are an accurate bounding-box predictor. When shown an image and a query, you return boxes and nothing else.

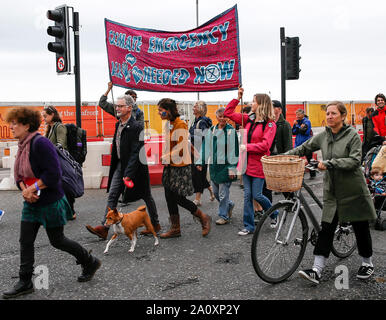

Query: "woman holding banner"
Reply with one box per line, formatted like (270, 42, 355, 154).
(224, 87, 278, 236)
(157, 98, 211, 238)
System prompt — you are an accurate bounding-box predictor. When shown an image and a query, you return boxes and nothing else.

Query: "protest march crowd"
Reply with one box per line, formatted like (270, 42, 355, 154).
(1, 84, 384, 299)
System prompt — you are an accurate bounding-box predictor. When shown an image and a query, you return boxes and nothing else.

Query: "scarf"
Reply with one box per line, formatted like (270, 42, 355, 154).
(14, 131, 40, 183)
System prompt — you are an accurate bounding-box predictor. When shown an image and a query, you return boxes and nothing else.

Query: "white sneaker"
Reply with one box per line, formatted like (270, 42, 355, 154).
(0, 210, 4, 222)
(357, 263, 374, 280)
(298, 268, 321, 284)
(216, 218, 229, 225)
(270, 216, 279, 229)
(238, 228, 252, 236)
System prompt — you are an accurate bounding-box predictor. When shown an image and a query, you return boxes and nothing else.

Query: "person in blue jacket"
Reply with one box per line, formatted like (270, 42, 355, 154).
(292, 109, 315, 179)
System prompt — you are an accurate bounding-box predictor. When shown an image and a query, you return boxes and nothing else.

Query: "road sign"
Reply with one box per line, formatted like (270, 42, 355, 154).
(57, 56, 65, 71)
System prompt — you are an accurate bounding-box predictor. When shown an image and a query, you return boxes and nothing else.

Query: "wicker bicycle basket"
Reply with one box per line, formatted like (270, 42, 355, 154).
(261, 155, 305, 192)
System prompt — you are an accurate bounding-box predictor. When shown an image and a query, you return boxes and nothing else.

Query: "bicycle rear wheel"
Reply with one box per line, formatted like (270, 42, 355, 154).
(251, 201, 309, 284)
(331, 223, 357, 258)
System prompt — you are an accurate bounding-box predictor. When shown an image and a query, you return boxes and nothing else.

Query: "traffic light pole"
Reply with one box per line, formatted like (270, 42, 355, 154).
(280, 27, 286, 119)
(73, 11, 81, 128)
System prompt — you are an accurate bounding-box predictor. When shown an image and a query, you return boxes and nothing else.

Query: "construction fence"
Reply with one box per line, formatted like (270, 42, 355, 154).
(0, 100, 376, 141)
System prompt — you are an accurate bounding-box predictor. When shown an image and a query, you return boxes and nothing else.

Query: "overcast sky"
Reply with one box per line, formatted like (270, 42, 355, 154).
(0, 0, 385, 104)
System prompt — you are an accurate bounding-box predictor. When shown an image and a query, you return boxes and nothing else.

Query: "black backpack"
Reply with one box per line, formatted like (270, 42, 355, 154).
(64, 124, 87, 165)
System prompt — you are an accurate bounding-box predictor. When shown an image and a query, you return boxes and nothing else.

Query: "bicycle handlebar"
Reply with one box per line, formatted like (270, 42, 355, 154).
(305, 159, 320, 173)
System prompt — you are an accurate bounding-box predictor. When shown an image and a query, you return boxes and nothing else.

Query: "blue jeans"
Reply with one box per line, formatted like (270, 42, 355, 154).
(211, 181, 234, 220)
(242, 174, 276, 232)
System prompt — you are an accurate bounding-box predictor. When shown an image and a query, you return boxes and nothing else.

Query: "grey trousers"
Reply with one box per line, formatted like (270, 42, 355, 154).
(101, 162, 159, 227)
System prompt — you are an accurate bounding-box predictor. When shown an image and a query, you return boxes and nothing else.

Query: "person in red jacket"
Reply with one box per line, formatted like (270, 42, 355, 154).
(371, 93, 386, 138)
(224, 87, 278, 235)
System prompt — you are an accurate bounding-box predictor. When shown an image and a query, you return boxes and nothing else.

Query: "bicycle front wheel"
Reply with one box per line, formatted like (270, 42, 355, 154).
(251, 201, 308, 284)
(331, 223, 357, 258)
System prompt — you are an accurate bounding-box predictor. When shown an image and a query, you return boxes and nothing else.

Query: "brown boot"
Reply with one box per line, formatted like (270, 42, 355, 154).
(160, 215, 181, 238)
(140, 223, 161, 235)
(193, 209, 211, 237)
(85, 225, 109, 240)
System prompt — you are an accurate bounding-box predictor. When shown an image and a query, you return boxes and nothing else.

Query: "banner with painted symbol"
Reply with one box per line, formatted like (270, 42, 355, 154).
(104, 5, 241, 92)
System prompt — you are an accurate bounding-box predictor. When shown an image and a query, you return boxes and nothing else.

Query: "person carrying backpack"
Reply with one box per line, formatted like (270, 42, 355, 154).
(2, 107, 101, 299)
(42, 105, 77, 220)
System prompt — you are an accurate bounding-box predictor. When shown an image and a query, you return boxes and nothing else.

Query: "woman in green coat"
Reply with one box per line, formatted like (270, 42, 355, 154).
(42, 105, 67, 150)
(286, 101, 376, 284)
(197, 107, 239, 225)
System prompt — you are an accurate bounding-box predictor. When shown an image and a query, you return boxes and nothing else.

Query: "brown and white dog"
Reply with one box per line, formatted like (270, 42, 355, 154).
(103, 206, 159, 254)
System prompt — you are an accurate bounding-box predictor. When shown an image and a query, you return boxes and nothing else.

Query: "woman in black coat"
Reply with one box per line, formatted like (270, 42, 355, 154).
(189, 100, 215, 206)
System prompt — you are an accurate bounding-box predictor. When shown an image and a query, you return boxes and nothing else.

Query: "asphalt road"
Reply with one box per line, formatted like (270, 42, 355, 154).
(0, 173, 385, 302)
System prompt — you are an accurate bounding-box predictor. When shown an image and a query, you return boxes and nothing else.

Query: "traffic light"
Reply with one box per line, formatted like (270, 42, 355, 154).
(47, 5, 70, 74)
(285, 37, 301, 80)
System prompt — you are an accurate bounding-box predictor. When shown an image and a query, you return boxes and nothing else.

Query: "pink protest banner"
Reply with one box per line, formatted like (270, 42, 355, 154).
(104, 5, 241, 92)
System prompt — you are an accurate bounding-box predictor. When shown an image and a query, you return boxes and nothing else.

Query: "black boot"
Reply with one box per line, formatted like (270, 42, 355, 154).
(2, 279, 34, 299)
(77, 256, 102, 282)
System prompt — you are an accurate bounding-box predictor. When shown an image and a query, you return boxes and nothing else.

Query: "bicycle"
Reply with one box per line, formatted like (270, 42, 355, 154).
(251, 160, 357, 284)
